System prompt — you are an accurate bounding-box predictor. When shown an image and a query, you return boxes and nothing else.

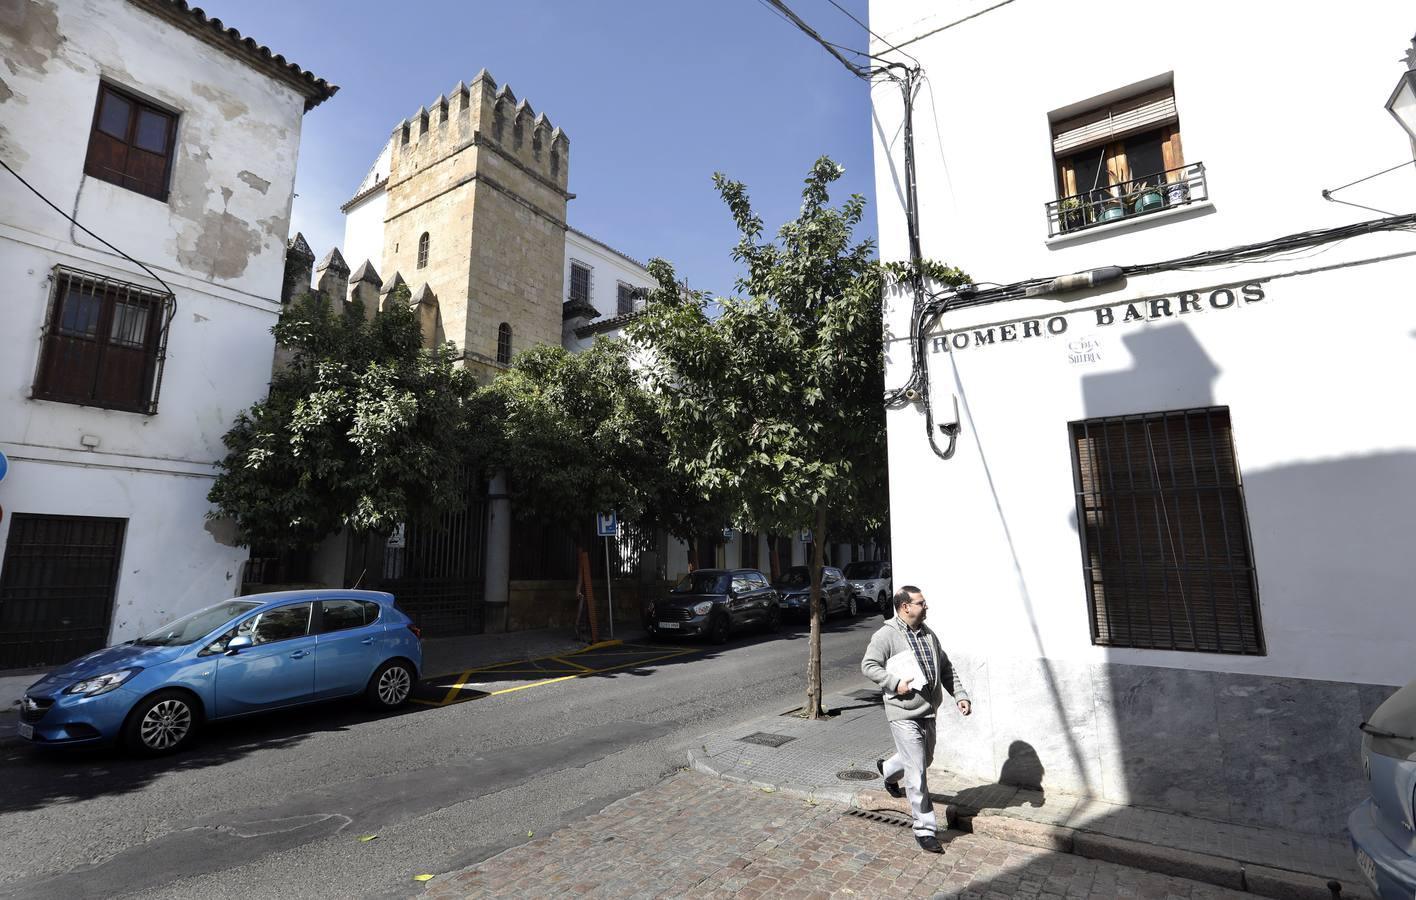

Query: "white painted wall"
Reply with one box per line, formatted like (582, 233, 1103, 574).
(870, 0, 1416, 688)
(562, 228, 657, 352)
(342, 187, 387, 280)
(0, 0, 318, 644)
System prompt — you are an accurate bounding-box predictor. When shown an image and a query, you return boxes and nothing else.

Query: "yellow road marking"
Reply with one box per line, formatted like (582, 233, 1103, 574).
(418, 643, 700, 706)
(552, 656, 596, 672)
(439, 670, 472, 705)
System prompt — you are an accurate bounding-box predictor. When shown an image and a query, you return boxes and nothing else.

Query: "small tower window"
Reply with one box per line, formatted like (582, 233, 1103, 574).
(417, 232, 429, 269)
(496, 323, 512, 365)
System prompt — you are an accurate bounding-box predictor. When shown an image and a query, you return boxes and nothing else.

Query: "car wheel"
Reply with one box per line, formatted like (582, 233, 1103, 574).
(764, 604, 781, 633)
(124, 690, 199, 756)
(709, 611, 731, 645)
(847, 595, 858, 618)
(366, 659, 415, 710)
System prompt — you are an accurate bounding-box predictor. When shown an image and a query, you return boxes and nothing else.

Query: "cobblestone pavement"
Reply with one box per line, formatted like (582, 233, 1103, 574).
(422, 771, 1251, 899)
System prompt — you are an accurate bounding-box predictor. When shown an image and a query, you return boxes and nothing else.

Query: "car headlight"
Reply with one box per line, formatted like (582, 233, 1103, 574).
(692, 601, 714, 616)
(65, 668, 141, 697)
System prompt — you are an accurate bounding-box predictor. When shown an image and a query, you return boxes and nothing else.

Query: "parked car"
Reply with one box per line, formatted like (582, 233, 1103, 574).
(773, 565, 857, 620)
(843, 560, 893, 613)
(1349, 677, 1416, 899)
(16, 590, 421, 756)
(645, 568, 780, 643)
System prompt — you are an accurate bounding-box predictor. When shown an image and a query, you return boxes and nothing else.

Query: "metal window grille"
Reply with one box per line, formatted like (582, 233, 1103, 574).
(496, 323, 512, 364)
(417, 232, 429, 269)
(616, 283, 635, 316)
(34, 266, 172, 414)
(569, 263, 590, 304)
(1069, 407, 1264, 655)
(0, 514, 126, 669)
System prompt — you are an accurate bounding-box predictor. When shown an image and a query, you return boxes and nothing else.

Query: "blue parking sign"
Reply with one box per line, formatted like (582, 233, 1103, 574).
(596, 511, 618, 537)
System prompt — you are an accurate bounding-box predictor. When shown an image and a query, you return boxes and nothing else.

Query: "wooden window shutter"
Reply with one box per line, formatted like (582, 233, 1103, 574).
(1161, 125, 1186, 179)
(1052, 87, 1178, 155)
(1069, 408, 1264, 655)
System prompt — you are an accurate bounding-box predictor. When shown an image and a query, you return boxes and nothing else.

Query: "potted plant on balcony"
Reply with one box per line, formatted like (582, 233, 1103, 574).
(1165, 175, 1190, 206)
(1130, 178, 1166, 214)
(1059, 195, 1087, 232)
(1098, 184, 1127, 222)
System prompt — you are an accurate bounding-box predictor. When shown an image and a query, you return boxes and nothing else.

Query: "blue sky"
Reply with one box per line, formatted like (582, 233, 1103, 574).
(206, 0, 878, 297)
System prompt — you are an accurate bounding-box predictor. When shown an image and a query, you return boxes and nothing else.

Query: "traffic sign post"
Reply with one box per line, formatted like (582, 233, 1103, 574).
(596, 512, 618, 639)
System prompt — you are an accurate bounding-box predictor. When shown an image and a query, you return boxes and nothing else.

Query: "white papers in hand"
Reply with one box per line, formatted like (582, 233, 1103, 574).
(885, 650, 926, 690)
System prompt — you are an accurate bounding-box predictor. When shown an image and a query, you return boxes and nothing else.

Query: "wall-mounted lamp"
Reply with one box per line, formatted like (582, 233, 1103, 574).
(1387, 37, 1416, 152)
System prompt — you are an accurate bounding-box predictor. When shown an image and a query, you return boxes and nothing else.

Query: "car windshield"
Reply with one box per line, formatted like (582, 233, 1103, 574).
(774, 567, 811, 588)
(844, 562, 884, 579)
(132, 600, 263, 646)
(672, 572, 730, 594)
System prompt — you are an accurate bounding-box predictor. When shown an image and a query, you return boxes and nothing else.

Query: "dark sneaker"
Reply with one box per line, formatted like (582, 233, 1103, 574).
(876, 759, 904, 799)
(915, 834, 944, 854)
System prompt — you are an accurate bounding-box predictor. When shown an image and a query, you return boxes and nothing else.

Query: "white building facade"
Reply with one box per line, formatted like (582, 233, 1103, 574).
(870, 1, 1416, 833)
(0, 0, 333, 669)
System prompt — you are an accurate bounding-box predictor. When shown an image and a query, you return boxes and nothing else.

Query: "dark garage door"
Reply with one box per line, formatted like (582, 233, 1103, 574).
(0, 514, 126, 669)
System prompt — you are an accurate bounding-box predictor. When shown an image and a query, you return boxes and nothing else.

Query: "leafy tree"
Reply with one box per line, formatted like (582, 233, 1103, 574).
(631, 157, 965, 718)
(208, 288, 483, 550)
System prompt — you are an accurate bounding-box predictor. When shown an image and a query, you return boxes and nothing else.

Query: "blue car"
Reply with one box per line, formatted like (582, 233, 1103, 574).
(1350, 678, 1416, 899)
(17, 590, 422, 755)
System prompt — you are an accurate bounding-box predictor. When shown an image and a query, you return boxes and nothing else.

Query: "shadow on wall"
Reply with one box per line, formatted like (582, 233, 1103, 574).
(936, 320, 1406, 897)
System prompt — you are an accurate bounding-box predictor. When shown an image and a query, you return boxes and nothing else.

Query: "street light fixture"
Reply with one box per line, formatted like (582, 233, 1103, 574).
(1387, 37, 1416, 149)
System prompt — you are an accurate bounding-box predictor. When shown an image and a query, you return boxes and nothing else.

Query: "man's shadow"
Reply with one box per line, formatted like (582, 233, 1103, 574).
(946, 740, 1046, 813)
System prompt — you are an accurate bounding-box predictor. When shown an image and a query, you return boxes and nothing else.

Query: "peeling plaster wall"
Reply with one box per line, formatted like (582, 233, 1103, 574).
(0, 0, 317, 645)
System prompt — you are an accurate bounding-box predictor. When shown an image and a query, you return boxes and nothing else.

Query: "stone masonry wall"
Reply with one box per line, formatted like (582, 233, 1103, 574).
(381, 70, 569, 378)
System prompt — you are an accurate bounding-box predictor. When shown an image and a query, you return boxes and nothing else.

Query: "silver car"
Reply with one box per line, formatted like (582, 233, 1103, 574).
(843, 560, 893, 614)
(1349, 678, 1416, 898)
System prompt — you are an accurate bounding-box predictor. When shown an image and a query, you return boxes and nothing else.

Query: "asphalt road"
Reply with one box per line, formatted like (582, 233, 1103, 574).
(0, 615, 883, 900)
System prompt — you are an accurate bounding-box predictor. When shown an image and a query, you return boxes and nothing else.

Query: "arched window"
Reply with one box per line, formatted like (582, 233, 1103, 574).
(496, 323, 512, 364)
(417, 232, 429, 269)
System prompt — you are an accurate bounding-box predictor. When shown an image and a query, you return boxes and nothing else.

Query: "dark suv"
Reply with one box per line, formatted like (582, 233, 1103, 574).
(773, 565, 857, 621)
(645, 568, 780, 644)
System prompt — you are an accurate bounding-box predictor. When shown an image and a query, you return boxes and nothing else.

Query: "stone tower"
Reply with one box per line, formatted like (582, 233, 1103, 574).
(380, 70, 571, 381)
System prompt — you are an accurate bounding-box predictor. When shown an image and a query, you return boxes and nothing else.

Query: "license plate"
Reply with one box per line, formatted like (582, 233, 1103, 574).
(17, 723, 33, 740)
(658, 621, 680, 630)
(1355, 848, 1377, 889)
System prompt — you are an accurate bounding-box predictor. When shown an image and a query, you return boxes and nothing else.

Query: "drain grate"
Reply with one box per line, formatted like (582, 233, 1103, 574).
(738, 731, 796, 748)
(845, 807, 913, 829)
(837, 769, 879, 781)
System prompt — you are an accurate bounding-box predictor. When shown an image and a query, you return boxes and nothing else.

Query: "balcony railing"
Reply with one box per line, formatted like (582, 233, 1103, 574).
(1046, 162, 1208, 238)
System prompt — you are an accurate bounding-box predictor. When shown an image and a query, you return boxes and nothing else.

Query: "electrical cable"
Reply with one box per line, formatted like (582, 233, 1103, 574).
(1, 157, 178, 335)
(825, 0, 921, 68)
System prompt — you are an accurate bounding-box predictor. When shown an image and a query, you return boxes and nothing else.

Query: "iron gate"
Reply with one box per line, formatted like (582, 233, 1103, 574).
(0, 514, 126, 670)
(353, 491, 488, 637)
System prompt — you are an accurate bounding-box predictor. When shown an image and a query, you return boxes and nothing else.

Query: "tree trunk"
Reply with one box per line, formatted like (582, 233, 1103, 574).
(804, 504, 828, 719)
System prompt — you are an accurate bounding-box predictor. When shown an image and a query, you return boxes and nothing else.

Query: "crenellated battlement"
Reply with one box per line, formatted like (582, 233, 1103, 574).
(387, 67, 569, 191)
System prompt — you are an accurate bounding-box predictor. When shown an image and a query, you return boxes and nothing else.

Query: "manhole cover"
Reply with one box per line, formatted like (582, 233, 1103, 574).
(837, 769, 879, 781)
(738, 731, 796, 748)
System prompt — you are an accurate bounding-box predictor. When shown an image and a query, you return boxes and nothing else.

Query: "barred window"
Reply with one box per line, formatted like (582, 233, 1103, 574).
(617, 283, 637, 316)
(569, 262, 591, 304)
(496, 322, 512, 365)
(417, 232, 429, 269)
(1069, 407, 1264, 654)
(84, 83, 177, 201)
(34, 267, 172, 414)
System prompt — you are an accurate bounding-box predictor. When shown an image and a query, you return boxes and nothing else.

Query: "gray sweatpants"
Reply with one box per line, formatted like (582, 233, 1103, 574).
(881, 717, 937, 836)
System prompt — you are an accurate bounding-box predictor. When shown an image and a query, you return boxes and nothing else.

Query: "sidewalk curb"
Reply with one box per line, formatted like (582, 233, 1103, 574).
(692, 752, 1370, 900)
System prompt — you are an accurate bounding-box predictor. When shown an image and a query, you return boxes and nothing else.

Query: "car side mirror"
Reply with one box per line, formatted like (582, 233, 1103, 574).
(225, 634, 254, 655)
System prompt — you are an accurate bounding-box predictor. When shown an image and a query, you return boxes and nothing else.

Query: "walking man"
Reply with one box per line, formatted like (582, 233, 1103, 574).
(861, 585, 971, 853)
